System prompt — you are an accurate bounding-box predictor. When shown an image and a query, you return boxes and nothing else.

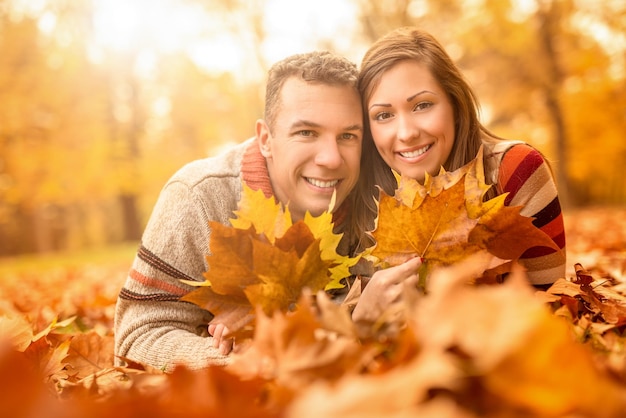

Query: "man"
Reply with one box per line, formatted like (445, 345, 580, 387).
(114, 51, 363, 371)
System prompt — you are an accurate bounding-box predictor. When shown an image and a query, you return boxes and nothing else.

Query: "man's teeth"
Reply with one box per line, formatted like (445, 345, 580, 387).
(307, 178, 339, 188)
(400, 144, 430, 158)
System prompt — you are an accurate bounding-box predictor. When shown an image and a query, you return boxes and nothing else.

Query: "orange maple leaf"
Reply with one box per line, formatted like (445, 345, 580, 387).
(182, 183, 358, 333)
(368, 146, 560, 284)
(24, 336, 71, 383)
(0, 314, 33, 352)
(227, 291, 368, 389)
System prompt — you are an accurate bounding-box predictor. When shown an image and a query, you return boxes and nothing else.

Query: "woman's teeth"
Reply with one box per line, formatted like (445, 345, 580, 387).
(400, 144, 431, 158)
(307, 178, 338, 188)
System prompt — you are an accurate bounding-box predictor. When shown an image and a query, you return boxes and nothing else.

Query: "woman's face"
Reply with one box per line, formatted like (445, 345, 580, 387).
(366, 60, 456, 182)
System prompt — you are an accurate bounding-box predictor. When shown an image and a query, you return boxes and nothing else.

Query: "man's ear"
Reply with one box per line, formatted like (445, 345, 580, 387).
(256, 119, 272, 157)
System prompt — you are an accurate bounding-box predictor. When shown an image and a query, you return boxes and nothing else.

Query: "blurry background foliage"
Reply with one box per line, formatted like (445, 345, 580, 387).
(0, 0, 624, 256)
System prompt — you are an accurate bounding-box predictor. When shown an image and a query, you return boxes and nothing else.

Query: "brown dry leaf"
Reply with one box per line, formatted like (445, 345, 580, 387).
(484, 314, 626, 417)
(369, 147, 560, 283)
(24, 337, 71, 383)
(153, 365, 274, 418)
(573, 263, 626, 326)
(228, 292, 368, 390)
(285, 348, 464, 418)
(0, 314, 33, 352)
(0, 343, 64, 418)
(411, 256, 626, 417)
(64, 331, 115, 380)
(315, 290, 358, 338)
(59, 366, 276, 418)
(545, 266, 626, 328)
(59, 366, 161, 402)
(414, 255, 544, 370)
(32, 316, 78, 342)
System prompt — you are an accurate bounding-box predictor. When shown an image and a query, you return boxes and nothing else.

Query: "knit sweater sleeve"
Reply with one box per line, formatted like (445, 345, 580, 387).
(114, 148, 246, 371)
(496, 144, 566, 285)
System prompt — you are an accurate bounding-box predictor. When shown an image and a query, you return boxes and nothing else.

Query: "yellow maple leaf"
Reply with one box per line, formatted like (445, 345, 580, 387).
(369, 146, 560, 283)
(229, 185, 292, 244)
(182, 182, 358, 332)
(304, 207, 360, 290)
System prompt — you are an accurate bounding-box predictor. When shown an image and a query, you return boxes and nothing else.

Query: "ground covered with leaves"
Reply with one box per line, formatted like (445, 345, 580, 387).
(1, 206, 625, 417)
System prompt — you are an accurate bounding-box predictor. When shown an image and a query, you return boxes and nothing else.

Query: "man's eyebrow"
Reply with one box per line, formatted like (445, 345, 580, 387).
(289, 120, 321, 129)
(290, 120, 363, 132)
(344, 124, 363, 132)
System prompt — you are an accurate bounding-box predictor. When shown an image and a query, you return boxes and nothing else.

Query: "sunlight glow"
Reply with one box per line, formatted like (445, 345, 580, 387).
(91, 0, 207, 53)
(89, 0, 359, 80)
(189, 34, 249, 77)
(262, 0, 359, 63)
(571, 10, 625, 79)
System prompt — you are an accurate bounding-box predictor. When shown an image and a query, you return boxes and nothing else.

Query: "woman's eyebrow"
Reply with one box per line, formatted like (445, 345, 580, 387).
(369, 90, 437, 110)
(406, 90, 435, 102)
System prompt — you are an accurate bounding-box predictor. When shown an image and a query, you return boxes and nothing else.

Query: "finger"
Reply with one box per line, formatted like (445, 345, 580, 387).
(399, 256, 423, 273)
(212, 325, 224, 348)
(404, 272, 420, 287)
(208, 323, 217, 336)
(219, 338, 234, 355)
(389, 284, 405, 303)
(381, 257, 422, 286)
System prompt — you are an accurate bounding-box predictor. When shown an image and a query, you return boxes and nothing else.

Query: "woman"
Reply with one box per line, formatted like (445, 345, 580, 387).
(352, 27, 566, 321)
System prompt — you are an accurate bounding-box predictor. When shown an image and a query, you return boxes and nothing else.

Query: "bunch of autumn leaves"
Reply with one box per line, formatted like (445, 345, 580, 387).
(165, 150, 626, 416)
(183, 147, 559, 336)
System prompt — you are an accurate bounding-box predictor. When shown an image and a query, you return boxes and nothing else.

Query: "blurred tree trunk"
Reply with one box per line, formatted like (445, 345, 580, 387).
(104, 54, 143, 242)
(536, 0, 571, 208)
(119, 75, 142, 241)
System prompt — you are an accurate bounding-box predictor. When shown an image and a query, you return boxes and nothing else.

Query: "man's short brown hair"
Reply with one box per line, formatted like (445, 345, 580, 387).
(264, 51, 359, 132)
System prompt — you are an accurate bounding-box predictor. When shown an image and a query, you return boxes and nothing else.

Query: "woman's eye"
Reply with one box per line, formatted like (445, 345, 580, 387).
(374, 112, 392, 121)
(414, 102, 433, 111)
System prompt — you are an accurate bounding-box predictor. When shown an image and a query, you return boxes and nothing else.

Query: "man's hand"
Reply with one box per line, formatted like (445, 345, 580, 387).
(208, 323, 234, 355)
(352, 256, 422, 322)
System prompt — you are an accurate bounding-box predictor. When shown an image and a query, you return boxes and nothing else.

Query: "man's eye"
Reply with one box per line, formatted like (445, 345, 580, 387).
(297, 130, 315, 137)
(339, 133, 357, 140)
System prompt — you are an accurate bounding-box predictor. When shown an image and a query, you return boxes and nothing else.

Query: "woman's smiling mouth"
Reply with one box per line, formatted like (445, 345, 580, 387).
(399, 144, 431, 158)
(306, 177, 340, 188)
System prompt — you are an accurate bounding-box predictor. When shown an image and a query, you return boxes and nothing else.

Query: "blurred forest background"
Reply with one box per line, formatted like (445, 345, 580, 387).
(0, 0, 624, 257)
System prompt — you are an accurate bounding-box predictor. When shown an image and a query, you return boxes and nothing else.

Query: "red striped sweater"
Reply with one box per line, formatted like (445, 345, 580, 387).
(488, 141, 566, 284)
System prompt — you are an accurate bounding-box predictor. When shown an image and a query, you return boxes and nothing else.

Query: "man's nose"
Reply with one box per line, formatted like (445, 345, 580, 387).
(314, 136, 342, 168)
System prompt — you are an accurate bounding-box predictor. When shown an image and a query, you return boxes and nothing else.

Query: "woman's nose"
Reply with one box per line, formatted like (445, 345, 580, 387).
(396, 114, 419, 142)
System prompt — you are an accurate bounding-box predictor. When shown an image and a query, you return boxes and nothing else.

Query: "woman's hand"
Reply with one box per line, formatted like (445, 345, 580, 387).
(208, 323, 234, 355)
(352, 256, 422, 322)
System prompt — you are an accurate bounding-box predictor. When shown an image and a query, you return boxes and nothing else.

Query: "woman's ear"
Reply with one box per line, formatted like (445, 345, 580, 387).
(256, 119, 272, 157)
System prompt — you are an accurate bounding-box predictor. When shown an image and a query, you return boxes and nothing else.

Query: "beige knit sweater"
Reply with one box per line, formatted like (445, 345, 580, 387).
(114, 137, 343, 371)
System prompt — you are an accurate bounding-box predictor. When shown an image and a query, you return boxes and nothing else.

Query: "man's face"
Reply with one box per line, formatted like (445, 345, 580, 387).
(257, 77, 363, 222)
